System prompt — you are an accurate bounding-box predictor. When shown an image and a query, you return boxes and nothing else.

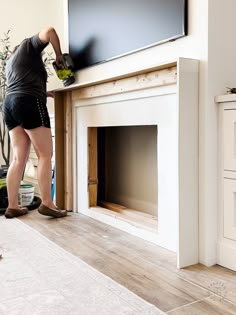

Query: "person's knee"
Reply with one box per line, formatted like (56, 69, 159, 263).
(11, 156, 26, 169)
(38, 151, 53, 161)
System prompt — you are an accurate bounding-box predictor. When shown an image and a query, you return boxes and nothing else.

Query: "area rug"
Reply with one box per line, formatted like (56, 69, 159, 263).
(0, 217, 165, 315)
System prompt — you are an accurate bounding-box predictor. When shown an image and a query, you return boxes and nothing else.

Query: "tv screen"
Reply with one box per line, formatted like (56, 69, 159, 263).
(68, 0, 188, 70)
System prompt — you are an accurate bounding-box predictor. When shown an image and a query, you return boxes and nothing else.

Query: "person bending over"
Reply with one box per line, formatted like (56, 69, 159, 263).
(3, 26, 67, 219)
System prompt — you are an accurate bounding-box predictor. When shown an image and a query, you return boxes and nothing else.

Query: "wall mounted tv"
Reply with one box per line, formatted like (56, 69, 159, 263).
(68, 0, 188, 70)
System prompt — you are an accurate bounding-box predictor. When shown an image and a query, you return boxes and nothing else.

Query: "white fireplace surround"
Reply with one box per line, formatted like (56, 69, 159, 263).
(67, 58, 199, 268)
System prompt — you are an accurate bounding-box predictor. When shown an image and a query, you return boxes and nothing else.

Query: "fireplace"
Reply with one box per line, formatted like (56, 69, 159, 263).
(54, 58, 199, 267)
(88, 125, 158, 229)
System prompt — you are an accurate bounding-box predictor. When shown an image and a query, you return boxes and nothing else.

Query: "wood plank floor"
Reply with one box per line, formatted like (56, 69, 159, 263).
(19, 210, 236, 314)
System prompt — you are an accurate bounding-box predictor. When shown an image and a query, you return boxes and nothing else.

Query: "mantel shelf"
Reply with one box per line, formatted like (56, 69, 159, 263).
(52, 58, 194, 93)
(215, 94, 236, 103)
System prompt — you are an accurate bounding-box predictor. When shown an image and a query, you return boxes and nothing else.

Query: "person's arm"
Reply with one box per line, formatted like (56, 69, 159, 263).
(47, 91, 54, 98)
(39, 26, 62, 64)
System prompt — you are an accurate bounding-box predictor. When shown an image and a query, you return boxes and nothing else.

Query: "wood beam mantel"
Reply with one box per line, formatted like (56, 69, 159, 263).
(54, 91, 73, 210)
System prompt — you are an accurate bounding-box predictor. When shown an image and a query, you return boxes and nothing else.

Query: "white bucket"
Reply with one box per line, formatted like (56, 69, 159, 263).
(18, 184, 34, 207)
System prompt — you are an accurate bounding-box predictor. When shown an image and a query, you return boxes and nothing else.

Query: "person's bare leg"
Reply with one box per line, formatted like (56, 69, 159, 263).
(26, 126, 67, 218)
(7, 126, 31, 209)
(25, 126, 55, 209)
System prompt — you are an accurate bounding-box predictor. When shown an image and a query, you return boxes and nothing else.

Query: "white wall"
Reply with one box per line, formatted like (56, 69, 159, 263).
(67, 0, 236, 266)
(0, 0, 66, 165)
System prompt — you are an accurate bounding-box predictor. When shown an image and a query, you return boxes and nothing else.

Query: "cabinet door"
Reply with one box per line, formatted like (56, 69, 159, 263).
(224, 178, 236, 241)
(223, 109, 236, 171)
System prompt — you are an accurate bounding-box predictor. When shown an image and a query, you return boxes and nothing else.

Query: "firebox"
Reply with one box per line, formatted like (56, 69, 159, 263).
(87, 125, 158, 230)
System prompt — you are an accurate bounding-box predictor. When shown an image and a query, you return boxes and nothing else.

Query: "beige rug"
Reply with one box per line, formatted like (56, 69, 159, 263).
(0, 217, 165, 315)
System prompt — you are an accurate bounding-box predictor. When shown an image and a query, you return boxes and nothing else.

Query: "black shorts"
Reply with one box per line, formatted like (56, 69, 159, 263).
(3, 94, 51, 131)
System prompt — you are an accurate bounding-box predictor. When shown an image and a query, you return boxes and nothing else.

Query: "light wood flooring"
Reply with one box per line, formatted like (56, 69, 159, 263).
(19, 210, 236, 314)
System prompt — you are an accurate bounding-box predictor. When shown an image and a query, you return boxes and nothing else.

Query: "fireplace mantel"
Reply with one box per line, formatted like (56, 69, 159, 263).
(53, 57, 199, 268)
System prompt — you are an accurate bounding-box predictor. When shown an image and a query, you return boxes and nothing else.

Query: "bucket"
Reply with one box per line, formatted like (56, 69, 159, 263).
(18, 184, 35, 207)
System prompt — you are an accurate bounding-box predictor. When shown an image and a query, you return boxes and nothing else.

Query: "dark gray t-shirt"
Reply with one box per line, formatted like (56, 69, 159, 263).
(5, 34, 49, 103)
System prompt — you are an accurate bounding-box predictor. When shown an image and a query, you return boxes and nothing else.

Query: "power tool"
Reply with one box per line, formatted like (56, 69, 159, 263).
(53, 53, 75, 87)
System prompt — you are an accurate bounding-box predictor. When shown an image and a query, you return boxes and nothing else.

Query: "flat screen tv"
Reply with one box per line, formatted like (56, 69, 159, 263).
(68, 0, 188, 70)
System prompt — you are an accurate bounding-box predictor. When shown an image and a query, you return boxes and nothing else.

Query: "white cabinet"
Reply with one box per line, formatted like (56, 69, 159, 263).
(223, 109, 236, 171)
(216, 94, 236, 271)
(223, 178, 236, 240)
(223, 108, 236, 241)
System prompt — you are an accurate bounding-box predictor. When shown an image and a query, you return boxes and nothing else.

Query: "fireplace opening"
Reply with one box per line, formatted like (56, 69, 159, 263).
(88, 125, 158, 231)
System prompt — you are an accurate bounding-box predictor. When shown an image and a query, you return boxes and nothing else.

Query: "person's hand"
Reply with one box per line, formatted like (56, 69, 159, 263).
(55, 53, 62, 67)
(47, 91, 54, 98)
